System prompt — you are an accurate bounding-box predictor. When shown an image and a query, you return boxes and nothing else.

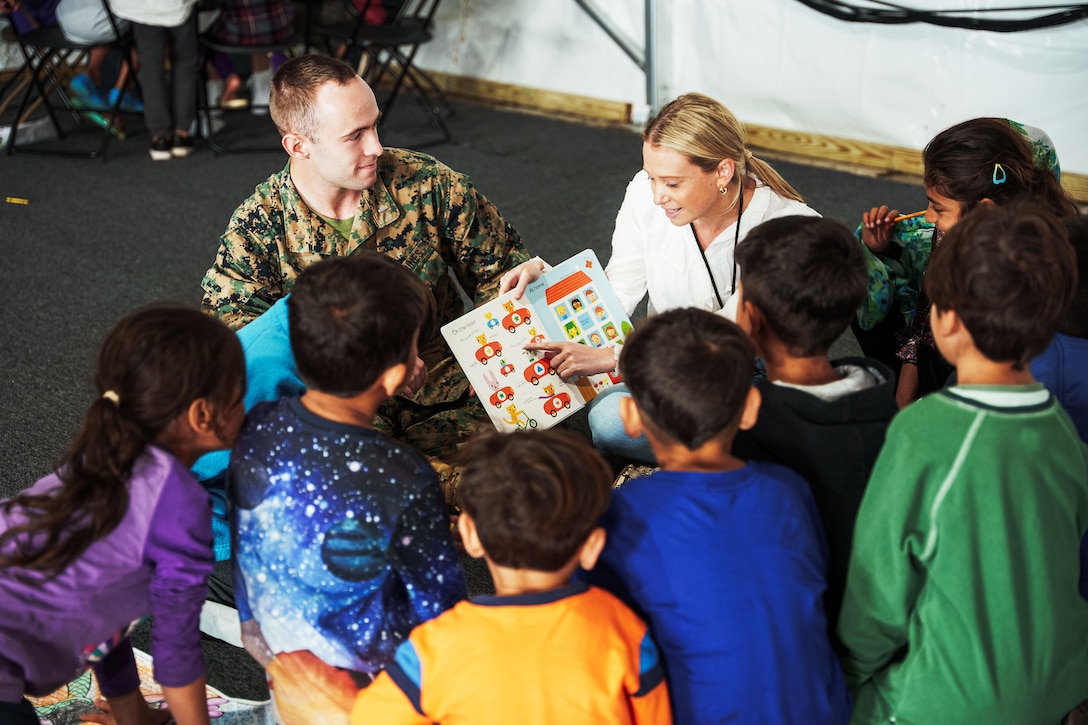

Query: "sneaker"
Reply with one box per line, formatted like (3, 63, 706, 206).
(69, 73, 109, 110)
(149, 135, 172, 161)
(247, 68, 272, 115)
(171, 133, 196, 158)
(107, 87, 143, 113)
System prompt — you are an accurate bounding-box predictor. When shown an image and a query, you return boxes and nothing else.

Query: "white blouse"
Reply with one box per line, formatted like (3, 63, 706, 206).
(605, 170, 819, 321)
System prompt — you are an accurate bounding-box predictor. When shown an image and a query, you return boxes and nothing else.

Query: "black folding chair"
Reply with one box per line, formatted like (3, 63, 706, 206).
(314, 0, 454, 145)
(197, 33, 303, 154)
(5, 0, 138, 159)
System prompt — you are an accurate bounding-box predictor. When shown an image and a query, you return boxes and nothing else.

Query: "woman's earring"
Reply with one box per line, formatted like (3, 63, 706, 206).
(718, 185, 728, 195)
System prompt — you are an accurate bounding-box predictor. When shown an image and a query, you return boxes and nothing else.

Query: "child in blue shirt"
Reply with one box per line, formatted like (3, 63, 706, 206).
(228, 252, 465, 714)
(582, 308, 850, 724)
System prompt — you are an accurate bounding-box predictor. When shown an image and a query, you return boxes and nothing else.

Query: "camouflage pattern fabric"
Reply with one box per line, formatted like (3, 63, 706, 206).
(201, 147, 528, 473)
(373, 384, 490, 511)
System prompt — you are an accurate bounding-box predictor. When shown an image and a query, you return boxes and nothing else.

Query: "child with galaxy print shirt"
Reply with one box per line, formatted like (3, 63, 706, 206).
(261, 429, 672, 725)
(227, 252, 466, 712)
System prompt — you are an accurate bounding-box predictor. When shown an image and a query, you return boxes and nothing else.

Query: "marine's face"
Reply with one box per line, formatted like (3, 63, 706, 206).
(307, 77, 383, 192)
(642, 141, 721, 227)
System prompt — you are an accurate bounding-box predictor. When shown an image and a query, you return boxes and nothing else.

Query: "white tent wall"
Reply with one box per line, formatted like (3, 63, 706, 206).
(416, 0, 1088, 176)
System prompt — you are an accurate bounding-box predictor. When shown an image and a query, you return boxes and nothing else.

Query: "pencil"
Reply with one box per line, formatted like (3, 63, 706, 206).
(5, 197, 29, 205)
(893, 210, 926, 222)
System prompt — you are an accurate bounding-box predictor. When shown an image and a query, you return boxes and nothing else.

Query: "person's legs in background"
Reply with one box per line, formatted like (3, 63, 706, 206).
(130, 21, 172, 159)
(166, 12, 199, 157)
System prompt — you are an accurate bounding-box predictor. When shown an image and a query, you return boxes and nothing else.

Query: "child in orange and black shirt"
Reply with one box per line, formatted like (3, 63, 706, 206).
(265, 429, 671, 725)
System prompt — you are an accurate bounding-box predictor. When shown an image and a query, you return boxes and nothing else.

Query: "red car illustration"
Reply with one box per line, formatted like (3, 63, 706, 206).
(502, 307, 531, 333)
(475, 340, 503, 363)
(499, 360, 516, 376)
(489, 386, 515, 408)
(523, 358, 554, 385)
(542, 392, 572, 417)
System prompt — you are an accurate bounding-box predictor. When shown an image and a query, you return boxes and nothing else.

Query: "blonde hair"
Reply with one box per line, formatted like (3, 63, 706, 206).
(642, 93, 803, 203)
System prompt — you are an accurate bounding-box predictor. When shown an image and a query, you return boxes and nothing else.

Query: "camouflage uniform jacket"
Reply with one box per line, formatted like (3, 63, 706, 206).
(201, 147, 529, 406)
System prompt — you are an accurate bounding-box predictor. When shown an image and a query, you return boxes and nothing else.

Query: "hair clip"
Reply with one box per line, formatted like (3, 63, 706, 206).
(102, 390, 120, 405)
(992, 163, 1007, 185)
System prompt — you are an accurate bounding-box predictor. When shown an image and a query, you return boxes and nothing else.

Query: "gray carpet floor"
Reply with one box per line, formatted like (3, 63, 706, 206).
(0, 98, 927, 701)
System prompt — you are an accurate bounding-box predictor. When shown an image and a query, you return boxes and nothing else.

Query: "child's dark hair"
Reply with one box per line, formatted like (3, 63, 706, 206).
(0, 306, 244, 579)
(924, 201, 1077, 369)
(288, 252, 436, 396)
(923, 118, 1079, 219)
(1059, 215, 1088, 338)
(620, 308, 754, 450)
(736, 216, 866, 356)
(455, 430, 612, 572)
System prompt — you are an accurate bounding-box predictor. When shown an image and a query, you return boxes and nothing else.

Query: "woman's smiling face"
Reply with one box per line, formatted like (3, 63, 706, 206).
(642, 142, 724, 228)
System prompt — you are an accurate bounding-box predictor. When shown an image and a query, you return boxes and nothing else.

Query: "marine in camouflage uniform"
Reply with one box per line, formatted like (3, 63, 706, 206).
(201, 147, 530, 507)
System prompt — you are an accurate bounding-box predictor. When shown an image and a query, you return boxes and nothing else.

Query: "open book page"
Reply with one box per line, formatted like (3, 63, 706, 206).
(442, 250, 633, 432)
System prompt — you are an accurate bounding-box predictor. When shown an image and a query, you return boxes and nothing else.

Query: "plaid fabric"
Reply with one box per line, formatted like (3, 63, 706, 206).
(208, 0, 294, 45)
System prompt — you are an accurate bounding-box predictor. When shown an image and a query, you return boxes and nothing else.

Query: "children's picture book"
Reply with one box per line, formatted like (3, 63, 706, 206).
(28, 648, 273, 725)
(442, 249, 634, 432)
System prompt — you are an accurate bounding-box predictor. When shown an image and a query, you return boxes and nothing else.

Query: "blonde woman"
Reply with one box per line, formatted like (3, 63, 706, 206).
(502, 93, 818, 461)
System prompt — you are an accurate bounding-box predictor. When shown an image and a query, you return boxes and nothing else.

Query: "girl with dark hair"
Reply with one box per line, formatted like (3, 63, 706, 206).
(0, 306, 246, 725)
(855, 118, 1078, 406)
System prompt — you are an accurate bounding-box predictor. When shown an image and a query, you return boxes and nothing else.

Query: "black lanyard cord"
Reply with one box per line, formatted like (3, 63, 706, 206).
(690, 187, 744, 311)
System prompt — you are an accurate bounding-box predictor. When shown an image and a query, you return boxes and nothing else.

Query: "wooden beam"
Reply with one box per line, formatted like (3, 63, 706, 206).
(425, 71, 1088, 203)
(743, 125, 923, 179)
(426, 70, 631, 125)
(1061, 173, 1088, 204)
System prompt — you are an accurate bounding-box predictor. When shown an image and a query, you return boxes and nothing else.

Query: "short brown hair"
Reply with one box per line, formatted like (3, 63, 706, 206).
(736, 216, 866, 357)
(620, 308, 755, 450)
(456, 430, 612, 572)
(289, 252, 436, 397)
(270, 54, 360, 141)
(924, 201, 1077, 369)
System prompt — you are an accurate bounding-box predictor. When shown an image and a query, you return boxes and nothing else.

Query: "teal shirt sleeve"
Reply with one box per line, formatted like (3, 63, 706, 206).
(192, 297, 304, 482)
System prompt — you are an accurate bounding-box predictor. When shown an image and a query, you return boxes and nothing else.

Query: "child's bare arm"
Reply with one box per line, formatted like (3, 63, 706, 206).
(240, 618, 274, 668)
(79, 680, 210, 725)
(78, 690, 172, 725)
(267, 651, 357, 725)
(159, 678, 212, 725)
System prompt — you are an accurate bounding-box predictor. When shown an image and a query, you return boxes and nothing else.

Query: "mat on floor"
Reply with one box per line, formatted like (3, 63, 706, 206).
(27, 647, 273, 725)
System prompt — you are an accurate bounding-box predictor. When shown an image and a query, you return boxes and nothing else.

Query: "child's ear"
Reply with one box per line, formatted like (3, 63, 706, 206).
(737, 386, 761, 431)
(618, 395, 644, 440)
(931, 304, 966, 337)
(577, 527, 607, 571)
(187, 397, 216, 435)
(457, 513, 486, 559)
(741, 300, 764, 342)
(378, 362, 409, 397)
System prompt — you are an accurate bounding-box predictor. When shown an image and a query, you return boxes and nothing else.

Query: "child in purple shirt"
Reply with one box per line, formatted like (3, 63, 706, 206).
(0, 306, 246, 725)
